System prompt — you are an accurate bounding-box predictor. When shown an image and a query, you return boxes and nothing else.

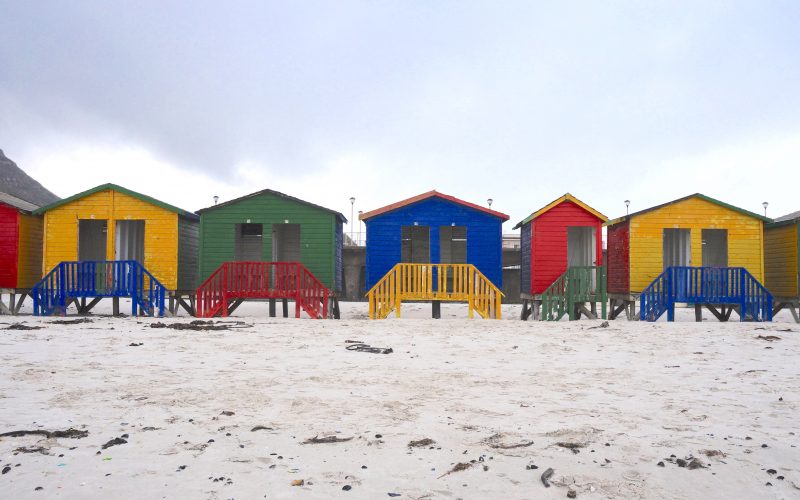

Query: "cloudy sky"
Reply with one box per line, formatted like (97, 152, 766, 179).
(1, 1, 799, 233)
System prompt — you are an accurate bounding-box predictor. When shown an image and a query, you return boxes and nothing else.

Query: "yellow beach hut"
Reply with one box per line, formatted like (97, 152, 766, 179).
(32, 184, 199, 316)
(605, 193, 771, 322)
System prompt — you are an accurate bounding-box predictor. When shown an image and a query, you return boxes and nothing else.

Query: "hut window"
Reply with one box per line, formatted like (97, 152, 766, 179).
(701, 229, 728, 267)
(235, 223, 263, 261)
(439, 226, 467, 264)
(115, 220, 145, 263)
(663, 228, 691, 268)
(401, 226, 430, 263)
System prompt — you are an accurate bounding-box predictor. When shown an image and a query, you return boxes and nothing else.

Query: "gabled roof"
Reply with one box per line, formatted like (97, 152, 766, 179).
(359, 190, 510, 221)
(33, 183, 199, 220)
(0, 191, 39, 213)
(513, 193, 607, 229)
(196, 188, 347, 223)
(605, 193, 771, 227)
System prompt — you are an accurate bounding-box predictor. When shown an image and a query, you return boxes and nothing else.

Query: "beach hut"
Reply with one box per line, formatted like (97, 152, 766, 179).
(32, 184, 199, 316)
(360, 190, 508, 319)
(194, 189, 346, 319)
(514, 193, 608, 321)
(765, 211, 800, 322)
(606, 193, 772, 322)
(0, 192, 44, 314)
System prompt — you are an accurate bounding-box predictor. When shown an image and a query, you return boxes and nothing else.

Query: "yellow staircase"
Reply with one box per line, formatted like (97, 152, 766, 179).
(366, 263, 503, 319)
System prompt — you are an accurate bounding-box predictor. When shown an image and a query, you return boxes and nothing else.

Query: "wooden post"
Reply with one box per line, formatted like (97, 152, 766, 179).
(694, 304, 702, 322)
(432, 300, 441, 319)
(467, 268, 474, 319)
(282, 298, 289, 318)
(269, 299, 276, 317)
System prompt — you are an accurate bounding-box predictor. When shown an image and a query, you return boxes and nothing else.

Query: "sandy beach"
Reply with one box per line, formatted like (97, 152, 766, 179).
(1, 301, 799, 499)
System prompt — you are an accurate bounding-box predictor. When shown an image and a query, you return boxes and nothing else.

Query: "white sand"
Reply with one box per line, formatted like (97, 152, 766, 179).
(1, 301, 799, 499)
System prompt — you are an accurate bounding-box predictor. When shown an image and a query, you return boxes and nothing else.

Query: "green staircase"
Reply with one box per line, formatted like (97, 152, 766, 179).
(541, 266, 607, 321)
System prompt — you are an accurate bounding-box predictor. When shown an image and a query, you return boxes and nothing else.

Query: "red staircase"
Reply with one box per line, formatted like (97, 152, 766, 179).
(195, 262, 334, 319)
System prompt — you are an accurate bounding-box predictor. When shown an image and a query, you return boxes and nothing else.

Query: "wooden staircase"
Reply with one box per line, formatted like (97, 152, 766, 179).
(195, 261, 336, 319)
(32, 260, 167, 316)
(640, 266, 772, 322)
(539, 266, 607, 321)
(366, 263, 503, 319)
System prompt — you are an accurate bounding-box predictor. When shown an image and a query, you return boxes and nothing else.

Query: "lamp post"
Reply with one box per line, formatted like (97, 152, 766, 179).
(213, 195, 219, 205)
(349, 197, 356, 243)
(487, 198, 493, 208)
(762, 201, 768, 216)
(624, 199, 630, 215)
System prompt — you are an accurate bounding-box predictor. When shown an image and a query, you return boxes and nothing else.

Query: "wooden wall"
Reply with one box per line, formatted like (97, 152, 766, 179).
(0, 204, 19, 288)
(606, 221, 630, 294)
(42, 189, 180, 289)
(364, 197, 504, 290)
(628, 197, 764, 293)
(198, 192, 339, 289)
(764, 222, 798, 297)
(17, 212, 44, 288)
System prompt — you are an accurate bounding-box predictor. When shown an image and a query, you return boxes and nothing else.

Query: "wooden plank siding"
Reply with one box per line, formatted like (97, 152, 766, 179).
(197, 191, 339, 290)
(0, 204, 19, 288)
(177, 216, 200, 291)
(606, 220, 630, 294)
(529, 201, 604, 295)
(363, 197, 504, 290)
(16, 212, 44, 288)
(764, 222, 798, 297)
(628, 197, 765, 293)
(519, 221, 532, 294)
(41, 189, 181, 289)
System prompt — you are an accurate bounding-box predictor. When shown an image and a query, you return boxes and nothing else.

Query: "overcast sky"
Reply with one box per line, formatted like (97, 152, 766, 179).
(1, 1, 799, 232)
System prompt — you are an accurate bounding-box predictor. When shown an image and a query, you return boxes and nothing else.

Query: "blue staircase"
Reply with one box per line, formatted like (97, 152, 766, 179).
(32, 260, 166, 317)
(640, 267, 772, 322)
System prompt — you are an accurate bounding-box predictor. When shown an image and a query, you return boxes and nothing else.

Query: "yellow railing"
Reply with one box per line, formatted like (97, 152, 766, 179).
(366, 263, 503, 319)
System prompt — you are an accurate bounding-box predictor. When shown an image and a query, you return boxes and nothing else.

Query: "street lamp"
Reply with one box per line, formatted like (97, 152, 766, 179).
(762, 201, 768, 216)
(349, 197, 356, 242)
(213, 195, 219, 205)
(624, 199, 630, 215)
(487, 198, 493, 208)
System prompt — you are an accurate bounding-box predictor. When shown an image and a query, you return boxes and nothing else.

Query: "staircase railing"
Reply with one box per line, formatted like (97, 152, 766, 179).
(639, 267, 772, 322)
(31, 260, 166, 316)
(540, 266, 607, 321)
(194, 262, 331, 318)
(366, 263, 503, 319)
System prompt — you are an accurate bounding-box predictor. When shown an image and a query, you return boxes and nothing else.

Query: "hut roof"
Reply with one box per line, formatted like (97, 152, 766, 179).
(196, 188, 347, 223)
(33, 183, 199, 220)
(0, 149, 59, 207)
(767, 210, 800, 228)
(0, 191, 39, 213)
(513, 193, 607, 229)
(359, 190, 510, 222)
(604, 193, 771, 227)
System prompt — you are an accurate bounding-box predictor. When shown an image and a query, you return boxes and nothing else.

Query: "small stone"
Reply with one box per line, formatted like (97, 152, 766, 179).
(676, 459, 688, 468)
(766, 482, 772, 486)
(35, 487, 43, 491)
(777, 475, 784, 480)
(342, 485, 352, 491)
(361, 465, 367, 469)
(208, 439, 215, 443)
(291, 479, 304, 486)
(375, 434, 383, 439)
(657, 461, 665, 467)
(483, 465, 489, 471)
(766, 469, 776, 475)
(2, 466, 11, 475)
(745, 436, 752, 440)
(567, 489, 577, 498)
(761, 444, 768, 448)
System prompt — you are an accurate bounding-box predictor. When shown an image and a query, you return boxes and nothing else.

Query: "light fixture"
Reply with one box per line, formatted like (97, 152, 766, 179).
(624, 199, 630, 215)
(487, 198, 493, 208)
(213, 195, 219, 205)
(762, 201, 768, 216)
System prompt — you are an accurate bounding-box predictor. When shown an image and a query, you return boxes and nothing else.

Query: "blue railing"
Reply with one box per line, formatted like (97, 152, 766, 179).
(639, 267, 772, 322)
(32, 260, 166, 317)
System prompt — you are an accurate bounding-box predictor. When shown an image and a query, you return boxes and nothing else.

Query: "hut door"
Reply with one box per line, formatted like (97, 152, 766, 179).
(401, 226, 430, 263)
(271, 224, 301, 262)
(663, 228, 691, 268)
(439, 226, 467, 293)
(567, 227, 595, 267)
(115, 220, 145, 263)
(702, 229, 728, 267)
(78, 219, 108, 261)
(234, 223, 263, 261)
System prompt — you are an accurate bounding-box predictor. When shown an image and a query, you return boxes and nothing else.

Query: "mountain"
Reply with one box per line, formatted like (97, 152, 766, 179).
(0, 149, 59, 207)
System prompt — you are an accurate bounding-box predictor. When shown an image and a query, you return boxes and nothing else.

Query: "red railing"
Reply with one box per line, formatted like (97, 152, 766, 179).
(195, 262, 330, 319)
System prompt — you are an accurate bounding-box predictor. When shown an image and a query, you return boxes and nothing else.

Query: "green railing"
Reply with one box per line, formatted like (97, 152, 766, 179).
(541, 266, 607, 321)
